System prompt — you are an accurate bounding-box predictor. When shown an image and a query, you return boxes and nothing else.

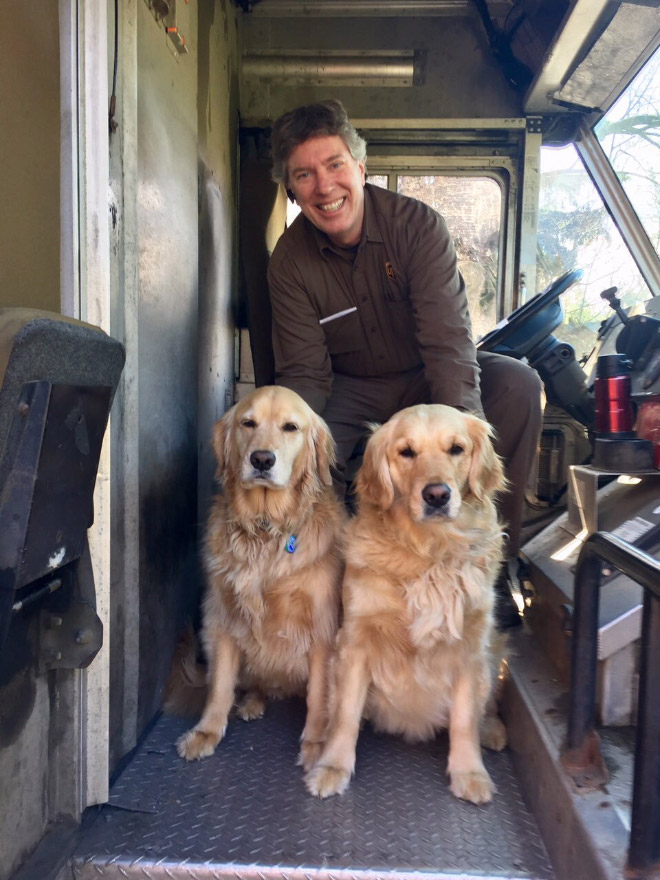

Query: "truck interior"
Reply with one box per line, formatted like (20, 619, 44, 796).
(1, 2, 660, 879)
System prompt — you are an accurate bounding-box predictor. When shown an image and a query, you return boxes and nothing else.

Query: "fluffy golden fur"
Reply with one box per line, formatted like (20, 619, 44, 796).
(174, 386, 344, 770)
(305, 404, 507, 804)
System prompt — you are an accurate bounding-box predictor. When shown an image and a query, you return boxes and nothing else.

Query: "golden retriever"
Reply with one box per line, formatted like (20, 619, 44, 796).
(174, 385, 344, 770)
(305, 404, 507, 804)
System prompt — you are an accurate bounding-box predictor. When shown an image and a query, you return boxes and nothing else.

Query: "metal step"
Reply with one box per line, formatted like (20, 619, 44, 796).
(66, 700, 553, 880)
(501, 629, 632, 880)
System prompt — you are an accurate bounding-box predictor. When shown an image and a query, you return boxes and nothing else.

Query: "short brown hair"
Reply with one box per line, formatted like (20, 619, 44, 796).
(271, 100, 367, 187)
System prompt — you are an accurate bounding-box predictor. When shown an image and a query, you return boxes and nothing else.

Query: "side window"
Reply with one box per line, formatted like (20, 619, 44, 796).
(537, 144, 651, 361)
(397, 175, 502, 338)
(367, 174, 389, 189)
(594, 47, 660, 261)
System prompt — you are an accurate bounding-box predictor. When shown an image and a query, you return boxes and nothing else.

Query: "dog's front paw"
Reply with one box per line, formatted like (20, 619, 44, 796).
(176, 726, 225, 761)
(450, 769, 495, 804)
(237, 692, 266, 721)
(305, 764, 351, 798)
(480, 714, 507, 751)
(297, 739, 324, 772)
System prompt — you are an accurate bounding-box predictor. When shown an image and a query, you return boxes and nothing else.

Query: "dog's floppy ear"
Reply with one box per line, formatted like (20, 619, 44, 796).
(356, 422, 395, 509)
(467, 415, 506, 501)
(302, 410, 336, 489)
(212, 405, 236, 480)
(311, 412, 337, 487)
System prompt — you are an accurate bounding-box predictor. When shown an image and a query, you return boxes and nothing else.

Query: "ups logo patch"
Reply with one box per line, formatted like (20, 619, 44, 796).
(385, 261, 396, 280)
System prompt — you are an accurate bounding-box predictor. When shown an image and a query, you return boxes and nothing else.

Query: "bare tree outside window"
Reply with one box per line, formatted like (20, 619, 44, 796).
(536, 47, 660, 360)
(397, 175, 502, 339)
(595, 48, 660, 255)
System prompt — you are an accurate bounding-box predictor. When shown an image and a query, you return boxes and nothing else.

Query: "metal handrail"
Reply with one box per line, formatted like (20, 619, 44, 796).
(564, 531, 660, 877)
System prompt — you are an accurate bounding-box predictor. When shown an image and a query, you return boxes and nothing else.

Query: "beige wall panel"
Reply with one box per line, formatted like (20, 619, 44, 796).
(0, 1, 60, 311)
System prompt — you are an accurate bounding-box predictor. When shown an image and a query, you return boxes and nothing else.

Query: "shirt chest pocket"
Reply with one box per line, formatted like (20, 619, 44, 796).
(382, 259, 409, 303)
(320, 309, 364, 354)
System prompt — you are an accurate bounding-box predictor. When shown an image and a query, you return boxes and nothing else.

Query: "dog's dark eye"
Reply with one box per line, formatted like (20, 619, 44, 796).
(399, 446, 416, 458)
(282, 422, 299, 433)
(449, 444, 464, 456)
(241, 419, 257, 429)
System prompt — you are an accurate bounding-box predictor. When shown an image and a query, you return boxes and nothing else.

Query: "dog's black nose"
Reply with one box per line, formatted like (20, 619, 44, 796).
(422, 482, 451, 508)
(250, 449, 276, 472)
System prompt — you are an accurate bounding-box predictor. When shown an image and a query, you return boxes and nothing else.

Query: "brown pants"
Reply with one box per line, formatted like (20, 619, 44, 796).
(321, 351, 543, 558)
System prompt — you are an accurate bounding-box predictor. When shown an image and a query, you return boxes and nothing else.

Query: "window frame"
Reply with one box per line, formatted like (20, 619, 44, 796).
(366, 156, 515, 321)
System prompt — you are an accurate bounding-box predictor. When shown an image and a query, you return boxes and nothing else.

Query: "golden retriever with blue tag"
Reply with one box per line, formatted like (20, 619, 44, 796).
(172, 386, 344, 771)
(305, 404, 507, 804)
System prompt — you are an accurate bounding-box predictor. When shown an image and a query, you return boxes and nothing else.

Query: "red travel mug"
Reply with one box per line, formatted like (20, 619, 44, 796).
(594, 354, 634, 437)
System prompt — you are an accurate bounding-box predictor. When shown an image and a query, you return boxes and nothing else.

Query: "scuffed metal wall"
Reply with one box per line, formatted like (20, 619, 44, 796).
(135, 0, 200, 738)
(197, 0, 241, 525)
(107, 0, 240, 770)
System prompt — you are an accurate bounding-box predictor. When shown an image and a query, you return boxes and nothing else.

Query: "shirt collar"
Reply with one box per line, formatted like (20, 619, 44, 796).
(310, 183, 384, 257)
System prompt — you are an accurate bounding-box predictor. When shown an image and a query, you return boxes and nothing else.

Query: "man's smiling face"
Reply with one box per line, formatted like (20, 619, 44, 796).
(286, 135, 366, 247)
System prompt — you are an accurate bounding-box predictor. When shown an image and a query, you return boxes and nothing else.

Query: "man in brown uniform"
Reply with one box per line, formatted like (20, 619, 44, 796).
(267, 100, 542, 627)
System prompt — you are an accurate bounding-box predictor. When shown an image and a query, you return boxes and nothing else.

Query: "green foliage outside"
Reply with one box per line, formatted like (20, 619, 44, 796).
(536, 48, 660, 359)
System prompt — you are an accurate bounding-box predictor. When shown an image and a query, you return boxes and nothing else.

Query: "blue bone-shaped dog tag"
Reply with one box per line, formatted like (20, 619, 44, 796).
(285, 535, 297, 554)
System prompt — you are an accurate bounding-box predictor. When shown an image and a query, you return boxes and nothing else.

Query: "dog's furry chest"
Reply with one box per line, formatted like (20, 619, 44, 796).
(207, 542, 312, 632)
(358, 559, 492, 739)
(357, 553, 492, 649)
(208, 564, 314, 689)
(366, 648, 458, 740)
(402, 558, 492, 647)
(204, 522, 338, 689)
(363, 606, 487, 742)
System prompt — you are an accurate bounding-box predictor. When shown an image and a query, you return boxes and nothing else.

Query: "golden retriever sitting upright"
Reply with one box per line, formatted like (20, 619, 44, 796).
(305, 404, 507, 804)
(175, 386, 344, 771)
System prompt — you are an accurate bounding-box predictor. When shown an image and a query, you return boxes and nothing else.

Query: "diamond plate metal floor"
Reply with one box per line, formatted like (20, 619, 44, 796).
(70, 700, 554, 880)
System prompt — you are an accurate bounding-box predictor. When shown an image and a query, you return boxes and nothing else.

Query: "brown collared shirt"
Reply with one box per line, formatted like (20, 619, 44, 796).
(268, 183, 482, 415)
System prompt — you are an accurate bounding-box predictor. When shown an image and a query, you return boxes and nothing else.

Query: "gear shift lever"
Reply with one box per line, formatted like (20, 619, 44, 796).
(600, 287, 629, 325)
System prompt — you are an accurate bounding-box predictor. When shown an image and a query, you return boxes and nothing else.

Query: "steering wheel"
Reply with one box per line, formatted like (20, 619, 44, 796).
(478, 269, 584, 352)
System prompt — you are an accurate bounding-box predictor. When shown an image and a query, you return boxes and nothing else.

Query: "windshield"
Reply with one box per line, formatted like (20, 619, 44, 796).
(594, 46, 660, 262)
